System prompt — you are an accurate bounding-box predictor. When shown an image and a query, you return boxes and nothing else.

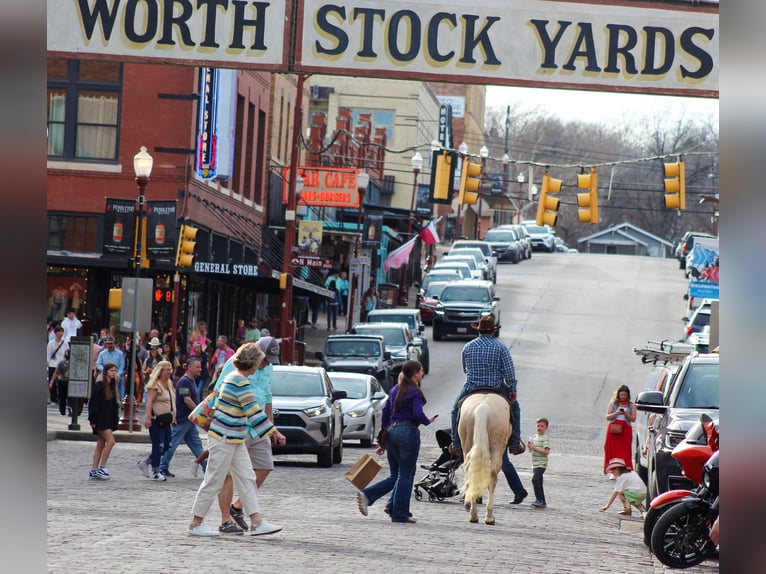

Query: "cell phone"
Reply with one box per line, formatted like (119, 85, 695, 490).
(432, 414, 439, 419)
(619, 407, 625, 412)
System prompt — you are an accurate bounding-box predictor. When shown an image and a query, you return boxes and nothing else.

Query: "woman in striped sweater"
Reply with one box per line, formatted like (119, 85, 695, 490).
(187, 342, 280, 537)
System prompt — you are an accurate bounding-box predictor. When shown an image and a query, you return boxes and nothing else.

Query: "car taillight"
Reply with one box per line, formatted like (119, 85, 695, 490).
(686, 325, 693, 336)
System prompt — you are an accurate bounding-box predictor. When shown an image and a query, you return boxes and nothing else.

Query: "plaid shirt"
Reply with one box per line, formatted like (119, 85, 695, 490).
(461, 334, 517, 394)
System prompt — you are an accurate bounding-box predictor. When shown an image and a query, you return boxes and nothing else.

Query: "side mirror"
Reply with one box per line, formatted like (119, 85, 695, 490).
(384, 351, 391, 360)
(315, 351, 324, 360)
(635, 390, 666, 414)
(372, 391, 386, 400)
(331, 389, 347, 401)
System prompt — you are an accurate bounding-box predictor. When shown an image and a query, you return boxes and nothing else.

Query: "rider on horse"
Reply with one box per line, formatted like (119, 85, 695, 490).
(449, 316, 525, 457)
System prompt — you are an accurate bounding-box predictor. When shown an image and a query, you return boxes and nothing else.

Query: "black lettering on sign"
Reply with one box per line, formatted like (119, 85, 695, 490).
(388, 10, 420, 62)
(530, 19, 572, 70)
(679, 27, 715, 80)
(77, 0, 121, 41)
(315, 5, 348, 56)
(158, 0, 195, 46)
(427, 13, 457, 63)
(230, 1, 268, 50)
(125, 0, 159, 44)
(198, 0, 228, 48)
(562, 23, 601, 72)
(352, 7, 385, 58)
(641, 26, 673, 75)
(460, 15, 501, 65)
(604, 24, 638, 75)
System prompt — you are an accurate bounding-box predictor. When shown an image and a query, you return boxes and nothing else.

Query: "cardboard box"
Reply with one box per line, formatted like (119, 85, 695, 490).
(345, 453, 381, 490)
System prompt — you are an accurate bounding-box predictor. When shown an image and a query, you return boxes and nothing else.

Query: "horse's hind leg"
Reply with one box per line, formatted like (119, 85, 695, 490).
(485, 477, 497, 525)
(469, 500, 479, 523)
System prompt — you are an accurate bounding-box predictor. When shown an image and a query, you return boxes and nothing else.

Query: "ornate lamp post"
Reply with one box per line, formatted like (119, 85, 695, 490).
(407, 152, 423, 237)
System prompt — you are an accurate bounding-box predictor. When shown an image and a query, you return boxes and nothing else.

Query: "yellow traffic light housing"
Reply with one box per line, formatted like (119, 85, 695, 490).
(429, 150, 457, 204)
(279, 272, 291, 290)
(576, 168, 599, 224)
(459, 158, 482, 205)
(664, 159, 686, 210)
(108, 288, 122, 311)
(175, 224, 198, 268)
(535, 171, 562, 226)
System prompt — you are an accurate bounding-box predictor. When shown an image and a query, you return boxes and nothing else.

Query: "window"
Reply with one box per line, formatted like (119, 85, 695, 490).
(48, 214, 99, 252)
(47, 58, 122, 161)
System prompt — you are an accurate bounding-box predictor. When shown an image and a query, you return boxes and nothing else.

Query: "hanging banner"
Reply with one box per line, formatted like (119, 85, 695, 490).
(688, 236, 719, 300)
(145, 201, 178, 259)
(103, 198, 136, 257)
(362, 214, 383, 250)
(298, 220, 323, 254)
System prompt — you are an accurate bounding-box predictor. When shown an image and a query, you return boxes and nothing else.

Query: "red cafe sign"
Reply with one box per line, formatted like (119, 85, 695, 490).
(282, 167, 362, 208)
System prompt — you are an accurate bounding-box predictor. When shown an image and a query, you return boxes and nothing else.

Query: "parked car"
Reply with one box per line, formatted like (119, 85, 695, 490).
(441, 253, 483, 279)
(508, 224, 533, 259)
(316, 334, 394, 391)
(676, 231, 716, 270)
(270, 365, 347, 467)
(450, 240, 497, 282)
(432, 280, 501, 341)
(327, 372, 387, 447)
(350, 322, 421, 378)
(418, 281, 449, 326)
(431, 261, 473, 280)
(416, 270, 460, 307)
(365, 308, 430, 373)
(483, 227, 522, 263)
(635, 352, 719, 499)
(521, 220, 556, 252)
(683, 302, 711, 340)
(446, 247, 492, 281)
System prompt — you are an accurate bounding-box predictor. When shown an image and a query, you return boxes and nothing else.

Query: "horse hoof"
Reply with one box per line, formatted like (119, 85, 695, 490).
(485, 519, 495, 525)
(469, 517, 479, 523)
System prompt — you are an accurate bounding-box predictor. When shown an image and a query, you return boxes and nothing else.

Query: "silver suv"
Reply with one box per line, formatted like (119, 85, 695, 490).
(521, 221, 556, 252)
(350, 322, 422, 379)
(451, 240, 497, 283)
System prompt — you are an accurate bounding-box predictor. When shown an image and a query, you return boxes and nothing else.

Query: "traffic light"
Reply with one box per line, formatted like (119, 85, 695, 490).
(664, 159, 686, 210)
(279, 272, 291, 290)
(535, 171, 562, 226)
(576, 167, 599, 224)
(175, 224, 198, 267)
(458, 157, 481, 205)
(429, 150, 457, 205)
(108, 288, 122, 310)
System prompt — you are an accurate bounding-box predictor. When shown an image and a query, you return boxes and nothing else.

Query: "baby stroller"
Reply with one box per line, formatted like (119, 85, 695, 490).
(414, 429, 460, 502)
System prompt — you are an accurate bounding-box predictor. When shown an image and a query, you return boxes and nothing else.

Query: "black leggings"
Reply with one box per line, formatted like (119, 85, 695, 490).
(532, 467, 546, 503)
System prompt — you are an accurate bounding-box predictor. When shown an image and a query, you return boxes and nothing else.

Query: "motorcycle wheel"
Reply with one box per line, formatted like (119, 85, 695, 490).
(650, 502, 717, 569)
(643, 504, 676, 547)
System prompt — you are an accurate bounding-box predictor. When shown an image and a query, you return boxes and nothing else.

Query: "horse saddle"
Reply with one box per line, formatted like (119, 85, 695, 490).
(456, 387, 512, 410)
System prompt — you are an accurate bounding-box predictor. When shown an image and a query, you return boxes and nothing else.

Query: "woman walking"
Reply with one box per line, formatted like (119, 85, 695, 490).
(603, 384, 636, 477)
(143, 360, 176, 481)
(88, 362, 120, 480)
(356, 360, 437, 523)
(187, 342, 281, 537)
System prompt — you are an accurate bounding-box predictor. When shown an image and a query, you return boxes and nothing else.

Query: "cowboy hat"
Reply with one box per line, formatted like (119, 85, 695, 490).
(471, 316, 500, 333)
(605, 457, 628, 472)
(148, 337, 162, 348)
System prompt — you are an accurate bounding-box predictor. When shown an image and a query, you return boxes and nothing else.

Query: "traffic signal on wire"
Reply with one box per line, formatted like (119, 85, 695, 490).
(535, 171, 562, 226)
(429, 150, 457, 204)
(175, 224, 198, 268)
(458, 157, 481, 205)
(576, 168, 599, 224)
(663, 159, 686, 210)
(108, 288, 122, 310)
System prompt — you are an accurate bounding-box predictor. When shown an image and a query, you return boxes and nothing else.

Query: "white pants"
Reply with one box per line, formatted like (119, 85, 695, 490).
(191, 435, 260, 520)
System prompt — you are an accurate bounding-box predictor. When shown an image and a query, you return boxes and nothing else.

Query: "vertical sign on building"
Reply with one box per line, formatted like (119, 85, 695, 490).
(145, 201, 178, 259)
(196, 67, 219, 180)
(437, 104, 453, 149)
(103, 198, 136, 256)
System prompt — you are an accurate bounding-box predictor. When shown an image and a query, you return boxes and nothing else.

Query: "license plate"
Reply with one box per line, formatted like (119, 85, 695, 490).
(457, 327, 467, 333)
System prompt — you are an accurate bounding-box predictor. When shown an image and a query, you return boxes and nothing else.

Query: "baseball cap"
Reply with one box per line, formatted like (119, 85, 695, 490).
(258, 336, 280, 365)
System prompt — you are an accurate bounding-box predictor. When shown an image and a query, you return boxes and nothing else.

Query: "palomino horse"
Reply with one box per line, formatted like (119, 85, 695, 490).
(457, 392, 511, 524)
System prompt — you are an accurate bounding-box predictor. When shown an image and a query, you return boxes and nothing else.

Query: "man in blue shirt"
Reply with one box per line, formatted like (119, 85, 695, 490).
(449, 316, 524, 456)
(96, 336, 126, 398)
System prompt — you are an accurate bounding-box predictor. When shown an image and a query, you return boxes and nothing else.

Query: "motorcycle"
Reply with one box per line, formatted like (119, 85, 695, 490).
(643, 413, 719, 546)
(649, 424, 719, 568)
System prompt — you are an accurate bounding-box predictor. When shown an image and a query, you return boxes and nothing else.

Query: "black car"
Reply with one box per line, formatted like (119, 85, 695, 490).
(431, 280, 500, 341)
(315, 334, 394, 391)
(635, 352, 719, 499)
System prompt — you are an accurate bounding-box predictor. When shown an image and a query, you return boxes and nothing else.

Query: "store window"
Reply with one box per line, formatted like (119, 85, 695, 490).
(48, 214, 99, 252)
(47, 58, 122, 161)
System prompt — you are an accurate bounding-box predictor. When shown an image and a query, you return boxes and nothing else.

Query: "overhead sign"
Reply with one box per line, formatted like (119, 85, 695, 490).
(282, 167, 362, 208)
(688, 236, 719, 300)
(103, 198, 136, 257)
(145, 200, 177, 259)
(48, 1, 717, 97)
(291, 256, 334, 270)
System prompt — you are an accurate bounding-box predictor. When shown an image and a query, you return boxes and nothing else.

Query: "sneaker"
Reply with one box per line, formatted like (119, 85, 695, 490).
(218, 520, 244, 536)
(96, 466, 110, 480)
(356, 491, 369, 516)
(137, 458, 151, 478)
(160, 469, 175, 478)
(188, 523, 219, 537)
(190, 460, 200, 478)
(531, 500, 547, 509)
(89, 469, 99, 480)
(152, 472, 167, 482)
(248, 521, 283, 536)
(511, 489, 528, 505)
(230, 506, 249, 531)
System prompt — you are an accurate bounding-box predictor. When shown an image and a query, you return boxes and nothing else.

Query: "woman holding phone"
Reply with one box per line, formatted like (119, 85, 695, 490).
(602, 384, 636, 478)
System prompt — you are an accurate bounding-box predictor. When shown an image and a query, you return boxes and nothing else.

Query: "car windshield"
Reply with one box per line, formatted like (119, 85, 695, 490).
(485, 231, 515, 241)
(454, 243, 490, 256)
(356, 327, 405, 347)
(443, 256, 476, 269)
(329, 378, 367, 399)
(433, 265, 469, 278)
(524, 224, 547, 234)
(326, 340, 379, 357)
(368, 314, 416, 330)
(423, 273, 457, 288)
(425, 283, 448, 298)
(440, 286, 490, 303)
(675, 363, 719, 409)
(271, 371, 325, 396)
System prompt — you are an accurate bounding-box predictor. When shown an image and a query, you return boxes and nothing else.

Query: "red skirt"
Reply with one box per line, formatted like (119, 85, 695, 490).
(603, 420, 633, 472)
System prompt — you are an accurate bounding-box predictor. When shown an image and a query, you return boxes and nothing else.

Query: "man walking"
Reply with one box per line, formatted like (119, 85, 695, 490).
(208, 335, 235, 379)
(60, 308, 82, 344)
(449, 316, 524, 456)
(96, 336, 126, 398)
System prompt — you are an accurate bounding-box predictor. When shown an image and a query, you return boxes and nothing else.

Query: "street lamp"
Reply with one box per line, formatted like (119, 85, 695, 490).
(476, 146, 488, 239)
(456, 142, 468, 241)
(356, 170, 370, 238)
(407, 152, 423, 237)
(121, 146, 153, 432)
(348, 170, 370, 332)
(501, 153, 510, 225)
(516, 172, 525, 223)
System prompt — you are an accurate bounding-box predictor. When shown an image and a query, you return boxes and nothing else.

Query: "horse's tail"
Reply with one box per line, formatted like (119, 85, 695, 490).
(460, 402, 493, 503)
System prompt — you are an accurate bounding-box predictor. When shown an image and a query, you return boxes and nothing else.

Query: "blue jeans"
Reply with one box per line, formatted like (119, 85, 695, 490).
(160, 419, 207, 472)
(450, 388, 521, 450)
(501, 451, 525, 495)
(148, 422, 172, 472)
(362, 423, 420, 521)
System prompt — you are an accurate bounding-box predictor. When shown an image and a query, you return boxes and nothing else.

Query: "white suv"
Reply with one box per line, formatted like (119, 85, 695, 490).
(521, 221, 556, 252)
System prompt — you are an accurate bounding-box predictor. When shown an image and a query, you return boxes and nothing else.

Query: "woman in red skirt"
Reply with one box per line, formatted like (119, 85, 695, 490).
(603, 384, 636, 478)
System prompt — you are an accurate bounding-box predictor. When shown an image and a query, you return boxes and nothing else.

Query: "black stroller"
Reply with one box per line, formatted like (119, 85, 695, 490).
(414, 429, 460, 502)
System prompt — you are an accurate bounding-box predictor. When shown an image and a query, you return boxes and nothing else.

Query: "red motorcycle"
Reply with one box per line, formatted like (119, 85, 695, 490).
(643, 413, 719, 547)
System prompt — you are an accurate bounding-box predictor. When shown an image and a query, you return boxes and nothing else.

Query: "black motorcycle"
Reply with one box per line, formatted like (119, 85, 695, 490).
(650, 450, 719, 569)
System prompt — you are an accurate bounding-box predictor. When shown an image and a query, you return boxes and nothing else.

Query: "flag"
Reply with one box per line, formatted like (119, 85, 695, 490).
(418, 219, 440, 245)
(383, 237, 417, 272)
